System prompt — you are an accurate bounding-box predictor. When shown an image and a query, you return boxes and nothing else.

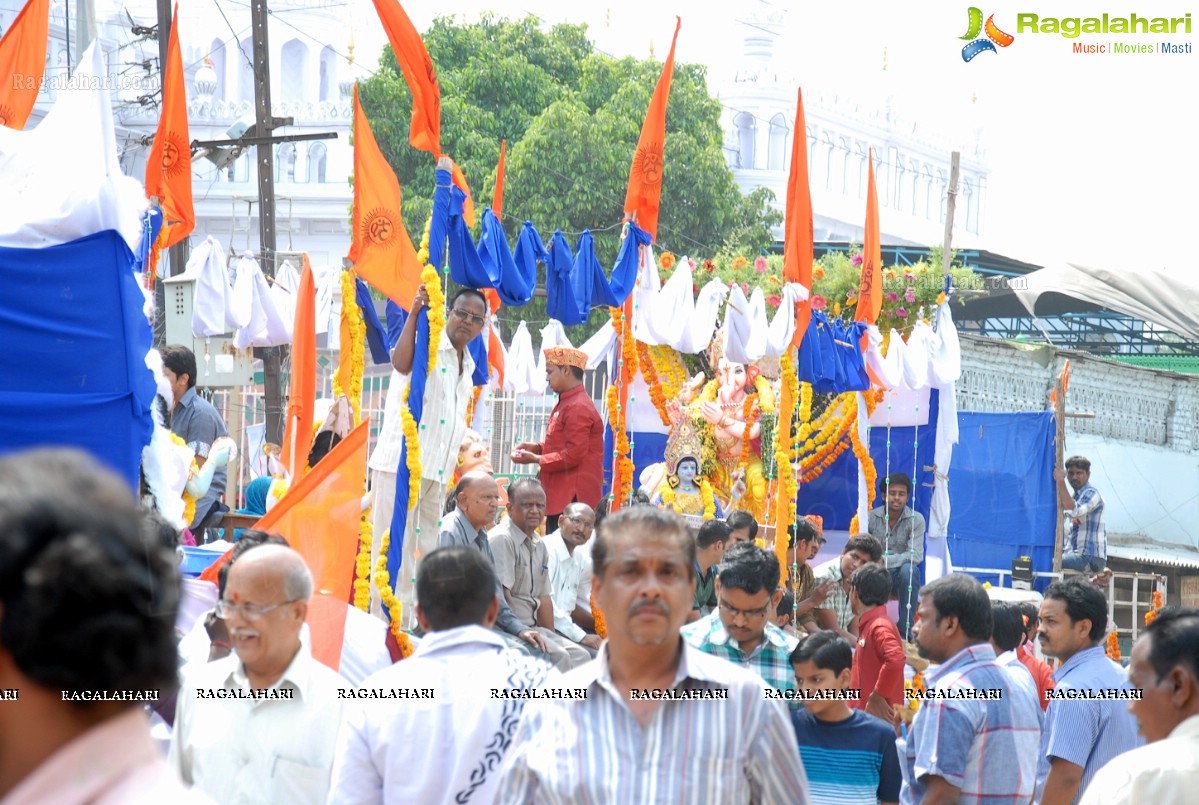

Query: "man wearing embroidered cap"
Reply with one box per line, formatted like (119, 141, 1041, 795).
(513, 347, 604, 534)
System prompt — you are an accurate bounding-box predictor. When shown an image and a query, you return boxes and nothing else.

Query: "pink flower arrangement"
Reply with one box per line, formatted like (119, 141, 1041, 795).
(903, 271, 916, 283)
(895, 307, 909, 318)
(740, 281, 751, 295)
(812, 295, 827, 311)
(754, 256, 768, 273)
(904, 287, 917, 303)
(846, 288, 857, 299)
(851, 254, 864, 267)
(885, 291, 899, 303)
(766, 294, 782, 308)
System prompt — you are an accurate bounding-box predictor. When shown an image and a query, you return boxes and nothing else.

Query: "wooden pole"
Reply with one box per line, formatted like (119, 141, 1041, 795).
(942, 152, 960, 276)
(1052, 374, 1066, 574)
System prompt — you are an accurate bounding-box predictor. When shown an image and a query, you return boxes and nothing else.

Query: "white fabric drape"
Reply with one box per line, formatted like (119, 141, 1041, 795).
(189, 237, 246, 337)
(631, 256, 730, 353)
(232, 253, 291, 348)
(723, 283, 809, 363)
(505, 321, 539, 395)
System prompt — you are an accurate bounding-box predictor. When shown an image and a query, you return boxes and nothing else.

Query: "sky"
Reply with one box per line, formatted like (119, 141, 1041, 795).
(342, 0, 1195, 274)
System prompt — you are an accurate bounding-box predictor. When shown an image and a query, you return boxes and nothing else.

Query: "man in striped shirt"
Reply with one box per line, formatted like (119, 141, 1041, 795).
(1036, 578, 1141, 804)
(903, 574, 1042, 805)
(497, 506, 810, 803)
(1055, 456, 1106, 574)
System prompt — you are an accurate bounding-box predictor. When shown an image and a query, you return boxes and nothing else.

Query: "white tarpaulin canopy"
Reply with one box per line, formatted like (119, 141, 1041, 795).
(1011, 263, 1199, 341)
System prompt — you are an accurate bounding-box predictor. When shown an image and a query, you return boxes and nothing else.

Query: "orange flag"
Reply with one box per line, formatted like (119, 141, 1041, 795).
(255, 420, 369, 604)
(0, 0, 48, 130)
(280, 255, 317, 477)
(623, 17, 680, 241)
(784, 88, 814, 348)
(450, 160, 475, 228)
(144, 4, 194, 249)
(371, 0, 440, 155)
(1049, 359, 1071, 404)
(492, 138, 507, 219)
(855, 148, 883, 326)
(347, 85, 423, 308)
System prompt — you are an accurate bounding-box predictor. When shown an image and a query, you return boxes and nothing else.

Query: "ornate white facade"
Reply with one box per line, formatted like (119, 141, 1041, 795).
(718, 8, 990, 248)
(12, 0, 374, 272)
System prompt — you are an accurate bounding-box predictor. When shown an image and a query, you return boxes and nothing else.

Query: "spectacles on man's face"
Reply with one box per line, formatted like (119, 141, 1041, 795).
(718, 598, 771, 620)
(216, 599, 298, 621)
(449, 308, 487, 327)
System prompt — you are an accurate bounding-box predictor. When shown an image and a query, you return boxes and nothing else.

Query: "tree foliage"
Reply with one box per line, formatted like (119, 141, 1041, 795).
(356, 14, 779, 314)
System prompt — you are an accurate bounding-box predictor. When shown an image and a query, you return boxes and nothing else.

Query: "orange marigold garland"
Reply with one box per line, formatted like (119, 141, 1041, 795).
(773, 351, 799, 571)
(851, 420, 877, 510)
(607, 306, 637, 506)
(637, 340, 671, 426)
(1145, 590, 1164, 626)
(374, 528, 414, 657)
(1106, 630, 1122, 662)
(465, 385, 483, 430)
(590, 591, 608, 638)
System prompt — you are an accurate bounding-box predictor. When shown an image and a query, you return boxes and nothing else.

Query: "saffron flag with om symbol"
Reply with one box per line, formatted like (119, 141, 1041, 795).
(347, 84, 423, 309)
(855, 148, 883, 326)
(784, 87, 814, 348)
(622, 16, 680, 242)
(279, 255, 316, 478)
(0, 0, 48, 130)
(144, 4, 193, 250)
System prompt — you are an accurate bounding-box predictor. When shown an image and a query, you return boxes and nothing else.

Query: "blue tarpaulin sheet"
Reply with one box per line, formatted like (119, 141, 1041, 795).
(0, 230, 156, 493)
(947, 411, 1056, 587)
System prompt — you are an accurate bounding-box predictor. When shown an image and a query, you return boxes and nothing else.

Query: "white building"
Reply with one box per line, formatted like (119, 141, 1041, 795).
(717, 5, 990, 248)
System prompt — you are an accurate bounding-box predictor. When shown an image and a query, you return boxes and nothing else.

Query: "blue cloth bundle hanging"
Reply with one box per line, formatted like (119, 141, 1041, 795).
(546, 231, 585, 325)
(832, 319, 871, 392)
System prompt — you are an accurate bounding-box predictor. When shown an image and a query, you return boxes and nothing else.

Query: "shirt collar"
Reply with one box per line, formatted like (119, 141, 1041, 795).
(544, 530, 571, 560)
(1055, 644, 1106, 680)
(449, 508, 488, 545)
(228, 639, 314, 700)
(926, 642, 997, 686)
(175, 386, 197, 411)
(996, 648, 1020, 667)
(413, 624, 509, 658)
(700, 610, 791, 651)
(498, 514, 537, 545)
(1073, 482, 1094, 502)
(1171, 713, 1199, 740)
(858, 604, 889, 628)
(585, 638, 731, 694)
(558, 383, 587, 402)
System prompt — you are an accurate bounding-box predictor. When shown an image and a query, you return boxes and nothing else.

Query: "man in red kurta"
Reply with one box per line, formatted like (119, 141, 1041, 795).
(513, 347, 604, 533)
(848, 562, 906, 726)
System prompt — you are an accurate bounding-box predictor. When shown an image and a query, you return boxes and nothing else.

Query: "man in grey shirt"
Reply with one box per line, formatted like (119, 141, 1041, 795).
(867, 472, 925, 640)
(438, 471, 564, 668)
(159, 344, 228, 540)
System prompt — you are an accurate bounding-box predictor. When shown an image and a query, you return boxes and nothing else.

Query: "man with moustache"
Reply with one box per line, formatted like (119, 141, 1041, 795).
(170, 545, 347, 804)
(1036, 578, 1141, 805)
(543, 502, 603, 656)
(1080, 607, 1199, 803)
(497, 506, 810, 802)
(902, 574, 1041, 805)
(438, 471, 562, 666)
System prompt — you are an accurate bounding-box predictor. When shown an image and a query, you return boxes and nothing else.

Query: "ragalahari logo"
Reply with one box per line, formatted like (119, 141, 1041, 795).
(960, 7, 1015, 61)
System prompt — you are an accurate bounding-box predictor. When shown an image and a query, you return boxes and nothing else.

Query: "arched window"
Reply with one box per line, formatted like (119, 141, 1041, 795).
(281, 40, 307, 102)
(308, 142, 327, 183)
(838, 137, 852, 195)
(922, 166, 935, 219)
(237, 38, 255, 104)
(733, 112, 755, 169)
(208, 39, 226, 103)
(319, 46, 337, 102)
(822, 132, 836, 189)
(277, 143, 296, 182)
(767, 113, 788, 171)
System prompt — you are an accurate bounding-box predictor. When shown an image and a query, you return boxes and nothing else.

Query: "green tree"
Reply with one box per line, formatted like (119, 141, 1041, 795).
(355, 15, 778, 342)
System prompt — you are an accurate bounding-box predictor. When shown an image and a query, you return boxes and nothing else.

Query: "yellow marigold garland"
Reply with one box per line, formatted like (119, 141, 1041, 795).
(335, 268, 366, 425)
(773, 351, 799, 569)
(753, 375, 775, 414)
(851, 421, 878, 511)
(799, 381, 813, 422)
(590, 591, 608, 638)
(374, 528, 414, 658)
(738, 395, 761, 475)
(659, 478, 717, 520)
(607, 306, 636, 506)
(352, 511, 373, 611)
(637, 340, 671, 426)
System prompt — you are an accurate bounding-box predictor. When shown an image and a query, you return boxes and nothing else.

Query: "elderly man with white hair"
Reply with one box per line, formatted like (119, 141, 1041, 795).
(170, 545, 348, 804)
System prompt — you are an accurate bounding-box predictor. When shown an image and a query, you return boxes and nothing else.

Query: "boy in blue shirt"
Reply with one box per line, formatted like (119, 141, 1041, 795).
(791, 630, 902, 805)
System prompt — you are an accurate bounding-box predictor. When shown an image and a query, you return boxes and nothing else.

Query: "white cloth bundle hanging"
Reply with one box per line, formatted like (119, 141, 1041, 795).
(232, 253, 291, 348)
(505, 321, 539, 395)
(580, 321, 616, 370)
(926, 302, 962, 387)
(269, 259, 300, 336)
(723, 282, 810, 363)
(631, 256, 729, 353)
(901, 321, 932, 391)
(189, 237, 245, 336)
(313, 263, 337, 336)
(534, 321, 572, 388)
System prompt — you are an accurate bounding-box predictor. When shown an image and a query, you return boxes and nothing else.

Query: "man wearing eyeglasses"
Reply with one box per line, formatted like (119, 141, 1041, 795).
(681, 541, 801, 708)
(512, 346, 604, 534)
(368, 285, 489, 626)
(170, 545, 347, 804)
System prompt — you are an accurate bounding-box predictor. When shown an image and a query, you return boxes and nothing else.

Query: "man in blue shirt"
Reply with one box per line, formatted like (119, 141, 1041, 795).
(1036, 578, 1141, 804)
(1055, 456, 1106, 574)
(790, 630, 901, 805)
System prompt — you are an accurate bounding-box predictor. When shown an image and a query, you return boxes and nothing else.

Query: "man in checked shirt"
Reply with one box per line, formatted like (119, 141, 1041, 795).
(1055, 455, 1107, 574)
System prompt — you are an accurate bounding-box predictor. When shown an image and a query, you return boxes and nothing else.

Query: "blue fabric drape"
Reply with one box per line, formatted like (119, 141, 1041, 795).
(386, 300, 406, 350)
(798, 311, 837, 393)
(546, 231, 584, 325)
(0, 230, 156, 492)
(447, 189, 499, 290)
(947, 412, 1056, 588)
(355, 279, 390, 365)
(510, 222, 547, 306)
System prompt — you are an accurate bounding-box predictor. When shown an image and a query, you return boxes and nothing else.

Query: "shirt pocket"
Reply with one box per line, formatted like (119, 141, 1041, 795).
(271, 756, 330, 805)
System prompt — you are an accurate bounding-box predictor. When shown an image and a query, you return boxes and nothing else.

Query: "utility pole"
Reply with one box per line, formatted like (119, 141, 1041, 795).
(249, 0, 285, 445)
(941, 151, 960, 275)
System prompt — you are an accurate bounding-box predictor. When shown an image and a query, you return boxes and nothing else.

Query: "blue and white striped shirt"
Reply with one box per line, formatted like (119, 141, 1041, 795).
(1065, 483, 1106, 559)
(497, 640, 811, 804)
(1035, 645, 1142, 804)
